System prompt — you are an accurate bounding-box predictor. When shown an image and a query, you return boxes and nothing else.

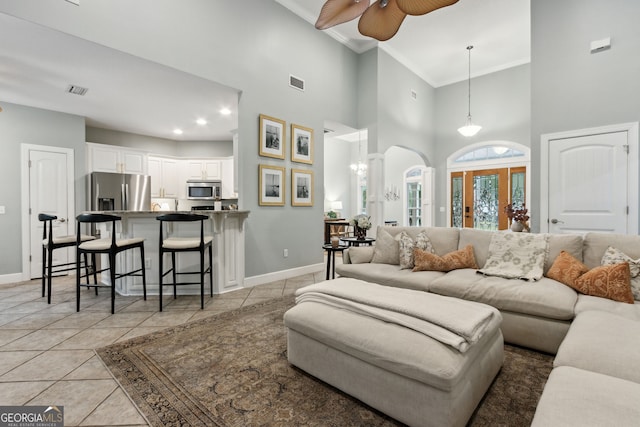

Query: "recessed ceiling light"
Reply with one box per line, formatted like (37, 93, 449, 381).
(173, 128, 183, 135)
(220, 108, 231, 116)
(196, 118, 207, 125)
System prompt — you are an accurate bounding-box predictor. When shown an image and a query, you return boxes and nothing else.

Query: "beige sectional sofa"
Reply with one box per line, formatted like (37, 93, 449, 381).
(335, 226, 640, 425)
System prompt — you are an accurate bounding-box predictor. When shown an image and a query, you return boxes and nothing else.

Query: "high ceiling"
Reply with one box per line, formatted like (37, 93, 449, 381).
(276, 0, 530, 87)
(0, 12, 239, 142)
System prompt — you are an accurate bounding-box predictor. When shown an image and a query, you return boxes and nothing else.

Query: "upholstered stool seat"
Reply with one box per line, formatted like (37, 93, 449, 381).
(157, 213, 213, 311)
(39, 213, 96, 304)
(76, 213, 146, 314)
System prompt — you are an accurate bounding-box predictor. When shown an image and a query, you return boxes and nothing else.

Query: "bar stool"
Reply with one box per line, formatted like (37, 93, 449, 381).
(157, 213, 213, 311)
(75, 213, 147, 314)
(39, 213, 96, 304)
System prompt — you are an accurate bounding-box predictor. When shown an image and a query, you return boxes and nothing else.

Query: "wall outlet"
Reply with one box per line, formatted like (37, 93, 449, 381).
(145, 258, 151, 269)
(283, 249, 288, 258)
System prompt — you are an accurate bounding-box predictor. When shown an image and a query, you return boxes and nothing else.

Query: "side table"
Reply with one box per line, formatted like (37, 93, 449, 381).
(340, 237, 376, 247)
(322, 244, 348, 280)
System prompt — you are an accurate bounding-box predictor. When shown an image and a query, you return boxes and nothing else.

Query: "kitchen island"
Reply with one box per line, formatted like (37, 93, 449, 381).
(87, 210, 249, 296)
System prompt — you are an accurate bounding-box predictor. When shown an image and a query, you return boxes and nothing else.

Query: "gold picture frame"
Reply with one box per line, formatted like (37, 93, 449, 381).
(291, 124, 313, 164)
(259, 114, 286, 159)
(291, 168, 313, 207)
(259, 164, 285, 206)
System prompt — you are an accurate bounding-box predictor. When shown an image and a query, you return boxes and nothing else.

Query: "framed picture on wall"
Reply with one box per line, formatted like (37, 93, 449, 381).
(259, 164, 285, 206)
(259, 114, 286, 159)
(291, 124, 313, 164)
(291, 168, 313, 206)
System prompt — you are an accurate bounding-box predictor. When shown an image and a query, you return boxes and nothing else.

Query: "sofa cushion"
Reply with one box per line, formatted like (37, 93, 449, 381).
(398, 230, 434, 269)
(545, 233, 584, 274)
(347, 246, 374, 264)
(546, 250, 589, 287)
(458, 228, 493, 267)
(478, 232, 549, 281)
(583, 232, 640, 269)
(371, 227, 400, 265)
(430, 270, 577, 320)
(601, 246, 640, 300)
(412, 245, 478, 272)
(572, 263, 634, 304)
(373, 226, 460, 257)
(531, 366, 640, 427)
(554, 310, 640, 383)
(335, 262, 444, 292)
(574, 295, 640, 320)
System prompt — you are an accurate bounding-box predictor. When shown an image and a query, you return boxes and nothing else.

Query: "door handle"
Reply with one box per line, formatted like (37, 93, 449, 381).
(550, 218, 564, 224)
(58, 218, 66, 223)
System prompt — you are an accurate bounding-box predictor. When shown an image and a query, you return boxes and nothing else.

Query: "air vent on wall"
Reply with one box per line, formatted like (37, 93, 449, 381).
(324, 128, 334, 134)
(66, 84, 88, 96)
(289, 74, 305, 92)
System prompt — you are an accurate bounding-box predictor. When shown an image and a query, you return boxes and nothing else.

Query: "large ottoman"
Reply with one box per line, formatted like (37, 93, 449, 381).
(283, 278, 504, 427)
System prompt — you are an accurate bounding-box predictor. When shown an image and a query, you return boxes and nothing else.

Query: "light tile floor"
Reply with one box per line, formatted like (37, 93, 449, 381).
(0, 269, 327, 426)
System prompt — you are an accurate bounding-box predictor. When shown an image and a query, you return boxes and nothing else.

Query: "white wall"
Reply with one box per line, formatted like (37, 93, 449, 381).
(323, 136, 352, 217)
(384, 146, 426, 225)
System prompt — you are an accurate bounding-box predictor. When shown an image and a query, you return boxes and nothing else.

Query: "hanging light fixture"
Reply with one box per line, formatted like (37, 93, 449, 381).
(458, 45, 482, 137)
(350, 130, 367, 176)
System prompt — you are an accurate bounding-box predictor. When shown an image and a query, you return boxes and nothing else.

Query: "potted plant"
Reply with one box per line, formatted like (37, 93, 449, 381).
(349, 214, 371, 240)
(504, 203, 530, 232)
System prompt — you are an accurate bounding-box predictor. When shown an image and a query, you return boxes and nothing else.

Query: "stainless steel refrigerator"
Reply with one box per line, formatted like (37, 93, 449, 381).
(90, 172, 151, 211)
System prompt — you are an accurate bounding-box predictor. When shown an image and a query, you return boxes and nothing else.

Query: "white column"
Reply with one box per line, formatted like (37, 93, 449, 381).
(367, 153, 385, 237)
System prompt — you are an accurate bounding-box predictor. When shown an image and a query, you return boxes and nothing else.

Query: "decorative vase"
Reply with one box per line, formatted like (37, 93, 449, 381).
(354, 226, 367, 240)
(511, 221, 525, 232)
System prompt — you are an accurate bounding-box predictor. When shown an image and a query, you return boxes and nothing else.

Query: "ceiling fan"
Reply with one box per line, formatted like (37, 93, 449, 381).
(315, 0, 459, 41)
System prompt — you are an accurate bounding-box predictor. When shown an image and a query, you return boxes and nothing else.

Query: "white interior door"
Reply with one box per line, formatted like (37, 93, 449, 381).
(29, 149, 72, 279)
(544, 127, 635, 234)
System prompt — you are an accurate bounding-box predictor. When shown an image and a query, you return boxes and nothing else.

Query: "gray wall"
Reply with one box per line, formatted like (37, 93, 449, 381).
(433, 64, 531, 226)
(86, 126, 233, 158)
(0, 0, 359, 278)
(531, 0, 640, 230)
(0, 102, 86, 274)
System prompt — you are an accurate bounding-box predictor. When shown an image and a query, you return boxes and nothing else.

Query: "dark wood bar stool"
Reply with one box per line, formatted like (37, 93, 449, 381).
(39, 213, 96, 304)
(75, 213, 147, 314)
(157, 213, 213, 311)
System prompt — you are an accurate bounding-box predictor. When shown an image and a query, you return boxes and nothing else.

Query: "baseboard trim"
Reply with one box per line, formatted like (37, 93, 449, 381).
(243, 263, 324, 288)
(0, 273, 26, 285)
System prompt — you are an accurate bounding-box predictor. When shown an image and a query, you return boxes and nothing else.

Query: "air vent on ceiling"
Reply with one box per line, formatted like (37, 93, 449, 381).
(411, 89, 417, 100)
(289, 74, 305, 92)
(66, 85, 88, 96)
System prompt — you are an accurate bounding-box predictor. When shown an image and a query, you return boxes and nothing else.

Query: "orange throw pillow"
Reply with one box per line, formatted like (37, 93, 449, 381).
(546, 250, 589, 287)
(572, 262, 634, 304)
(412, 245, 478, 272)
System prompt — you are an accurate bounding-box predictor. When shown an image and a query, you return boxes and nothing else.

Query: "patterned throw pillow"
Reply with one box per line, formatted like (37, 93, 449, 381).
(546, 251, 589, 287)
(478, 232, 549, 281)
(572, 262, 634, 304)
(398, 230, 435, 269)
(601, 246, 640, 301)
(412, 244, 478, 272)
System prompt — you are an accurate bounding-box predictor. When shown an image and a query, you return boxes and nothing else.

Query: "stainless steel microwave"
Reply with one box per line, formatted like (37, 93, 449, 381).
(187, 180, 221, 200)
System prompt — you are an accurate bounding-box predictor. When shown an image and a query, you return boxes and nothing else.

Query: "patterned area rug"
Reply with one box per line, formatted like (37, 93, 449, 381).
(97, 297, 553, 427)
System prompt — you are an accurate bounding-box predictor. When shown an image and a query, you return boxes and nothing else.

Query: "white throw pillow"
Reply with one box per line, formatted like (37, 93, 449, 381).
(478, 232, 549, 281)
(398, 230, 435, 269)
(601, 246, 640, 300)
(371, 227, 400, 265)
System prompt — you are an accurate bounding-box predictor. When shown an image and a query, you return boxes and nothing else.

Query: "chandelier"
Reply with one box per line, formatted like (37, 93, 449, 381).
(350, 130, 367, 176)
(457, 45, 482, 137)
(315, 0, 460, 42)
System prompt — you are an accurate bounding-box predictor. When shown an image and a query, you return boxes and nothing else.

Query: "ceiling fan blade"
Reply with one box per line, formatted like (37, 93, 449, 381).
(396, 0, 459, 16)
(315, 0, 370, 30)
(358, 0, 407, 41)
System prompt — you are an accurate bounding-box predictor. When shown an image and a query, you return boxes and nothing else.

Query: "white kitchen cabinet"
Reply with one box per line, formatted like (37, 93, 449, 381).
(221, 157, 236, 199)
(87, 143, 147, 174)
(148, 156, 179, 198)
(186, 159, 221, 180)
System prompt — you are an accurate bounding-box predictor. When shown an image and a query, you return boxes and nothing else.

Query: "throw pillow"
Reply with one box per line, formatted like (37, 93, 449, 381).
(478, 232, 549, 281)
(371, 227, 400, 265)
(412, 244, 478, 272)
(601, 246, 640, 301)
(398, 230, 435, 269)
(348, 246, 374, 264)
(546, 250, 589, 287)
(572, 262, 634, 304)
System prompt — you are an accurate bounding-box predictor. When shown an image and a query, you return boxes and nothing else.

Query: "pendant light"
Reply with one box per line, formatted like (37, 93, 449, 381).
(350, 130, 367, 176)
(458, 45, 482, 137)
